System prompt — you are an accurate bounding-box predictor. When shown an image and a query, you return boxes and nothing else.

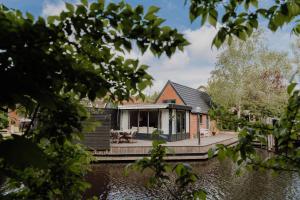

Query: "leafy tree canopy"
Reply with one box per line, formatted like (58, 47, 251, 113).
(208, 31, 292, 119)
(0, 0, 188, 199)
(188, 0, 300, 48)
(189, 0, 300, 175)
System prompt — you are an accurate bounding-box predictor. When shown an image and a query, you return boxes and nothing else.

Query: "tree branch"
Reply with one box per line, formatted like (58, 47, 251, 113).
(24, 104, 40, 136)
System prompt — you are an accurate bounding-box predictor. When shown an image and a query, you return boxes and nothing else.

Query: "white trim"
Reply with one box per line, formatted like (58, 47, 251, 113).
(118, 104, 169, 110)
(185, 111, 190, 133)
(161, 109, 169, 135)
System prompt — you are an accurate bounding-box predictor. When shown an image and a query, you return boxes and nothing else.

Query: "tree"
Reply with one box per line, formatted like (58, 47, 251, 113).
(188, 0, 300, 48)
(144, 91, 160, 103)
(0, 109, 8, 130)
(208, 31, 291, 120)
(188, 0, 300, 173)
(0, 1, 188, 199)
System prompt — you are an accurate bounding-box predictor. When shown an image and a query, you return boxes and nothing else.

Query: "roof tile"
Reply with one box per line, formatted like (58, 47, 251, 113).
(169, 81, 211, 113)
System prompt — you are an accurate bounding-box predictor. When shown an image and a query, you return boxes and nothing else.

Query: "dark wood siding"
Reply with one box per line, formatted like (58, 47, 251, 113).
(82, 108, 119, 150)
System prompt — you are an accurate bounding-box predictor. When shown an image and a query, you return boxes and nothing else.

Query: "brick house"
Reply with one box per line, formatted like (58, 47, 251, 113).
(118, 80, 212, 141)
(156, 81, 211, 138)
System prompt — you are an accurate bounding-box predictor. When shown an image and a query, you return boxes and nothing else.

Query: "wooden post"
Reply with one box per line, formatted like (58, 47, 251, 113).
(117, 109, 119, 129)
(147, 111, 149, 135)
(267, 134, 275, 151)
(157, 109, 160, 131)
(128, 110, 130, 130)
(137, 110, 140, 133)
(197, 114, 200, 145)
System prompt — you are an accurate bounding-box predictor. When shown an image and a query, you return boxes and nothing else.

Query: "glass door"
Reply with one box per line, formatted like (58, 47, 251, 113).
(176, 111, 185, 139)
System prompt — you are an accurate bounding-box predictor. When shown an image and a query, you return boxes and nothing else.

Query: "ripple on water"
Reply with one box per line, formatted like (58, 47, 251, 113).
(85, 159, 300, 200)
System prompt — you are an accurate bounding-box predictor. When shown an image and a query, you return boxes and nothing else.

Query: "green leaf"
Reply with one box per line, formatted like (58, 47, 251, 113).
(287, 82, 297, 95)
(207, 148, 214, 158)
(208, 8, 218, 27)
(91, 1, 105, 12)
(272, 12, 286, 27)
(26, 12, 34, 21)
(153, 18, 165, 27)
(76, 5, 87, 15)
(47, 15, 59, 24)
(201, 11, 208, 26)
(190, 11, 196, 22)
(237, 30, 247, 41)
(174, 163, 184, 176)
(147, 5, 160, 15)
(81, 0, 88, 7)
(251, 0, 258, 8)
(217, 148, 226, 160)
(98, 0, 105, 8)
(66, 3, 74, 12)
(193, 190, 206, 200)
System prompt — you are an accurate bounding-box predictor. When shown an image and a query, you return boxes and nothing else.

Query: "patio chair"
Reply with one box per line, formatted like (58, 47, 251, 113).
(110, 129, 116, 143)
(200, 128, 210, 137)
(126, 130, 137, 143)
(110, 129, 122, 143)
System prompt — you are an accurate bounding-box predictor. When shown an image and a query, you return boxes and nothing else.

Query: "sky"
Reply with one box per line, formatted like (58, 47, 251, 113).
(0, 0, 296, 94)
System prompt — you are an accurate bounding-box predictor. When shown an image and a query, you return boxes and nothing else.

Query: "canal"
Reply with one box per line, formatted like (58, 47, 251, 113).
(85, 157, 300, 200)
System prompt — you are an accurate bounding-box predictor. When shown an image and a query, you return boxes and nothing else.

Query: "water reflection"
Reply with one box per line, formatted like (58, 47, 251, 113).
(85, 158, 300, 200)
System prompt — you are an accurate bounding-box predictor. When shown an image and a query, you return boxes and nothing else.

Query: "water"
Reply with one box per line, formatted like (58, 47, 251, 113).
(85, 158, 300, 200)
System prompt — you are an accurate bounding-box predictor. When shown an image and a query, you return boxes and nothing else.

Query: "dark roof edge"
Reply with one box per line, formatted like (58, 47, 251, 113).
(191, 111, 208, 114)
(169, 80, 200, 92)
(168, 104, 192, 110)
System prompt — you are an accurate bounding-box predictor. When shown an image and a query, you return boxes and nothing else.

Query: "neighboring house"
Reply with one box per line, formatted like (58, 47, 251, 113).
(118, 80, 212, 141)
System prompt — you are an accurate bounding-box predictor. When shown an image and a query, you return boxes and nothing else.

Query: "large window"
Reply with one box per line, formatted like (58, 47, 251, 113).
(139, 111, 148, 127)
(129, 111, 138, 129)
(149, 111, 158, 128)
(199, 114, 202, 124)
(176, 111, 185, 134)
(129, 110, 159, 134)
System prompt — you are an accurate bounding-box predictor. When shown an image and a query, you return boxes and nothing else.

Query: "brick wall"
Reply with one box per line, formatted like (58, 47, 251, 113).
(156, 83, 184, 105)
(190, 113, 198, 138)
(201, 114, 207, 129)
(8, 110, 20, 127)
(190, 113, 210, 138)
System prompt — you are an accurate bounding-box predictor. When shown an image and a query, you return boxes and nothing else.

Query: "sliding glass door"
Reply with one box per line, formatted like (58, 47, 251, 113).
(128, 110, 159, 134)
(176, 111, 185, 138)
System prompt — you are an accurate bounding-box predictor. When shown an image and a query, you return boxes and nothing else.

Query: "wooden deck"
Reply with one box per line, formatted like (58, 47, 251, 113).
(93, 132, 238, 161)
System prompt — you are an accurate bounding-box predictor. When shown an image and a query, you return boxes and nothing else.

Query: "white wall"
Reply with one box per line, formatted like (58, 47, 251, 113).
(161, 109, 169, 135)
(186, 111, 190, 133)
(120, 110, 129, 130)
(172, 109, 176, 135)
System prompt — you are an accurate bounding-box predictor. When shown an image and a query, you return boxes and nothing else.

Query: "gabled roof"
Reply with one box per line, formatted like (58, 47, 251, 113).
(168, 81, 211, 114)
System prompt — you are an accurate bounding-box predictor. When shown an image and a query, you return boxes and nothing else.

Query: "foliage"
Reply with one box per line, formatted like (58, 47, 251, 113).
(209, 81, 300, 174)
(0, 110, 8, 130)
(188, 0, 300, 48)
(125, 131, 206, 200)
(144, 91, 160, 103)
(1, 140, 93, 200)
(0, 1, 188, 199)
(209, 105, 247, 131)
(207, 31, 291, 121)
(188, 0, 300, 174)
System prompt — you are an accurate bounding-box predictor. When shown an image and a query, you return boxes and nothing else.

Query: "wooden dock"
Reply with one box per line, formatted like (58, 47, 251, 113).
(93, 133, 238, 162)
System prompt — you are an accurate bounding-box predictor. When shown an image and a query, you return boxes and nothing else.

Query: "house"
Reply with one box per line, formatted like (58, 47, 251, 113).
(118, 80, 212, 141)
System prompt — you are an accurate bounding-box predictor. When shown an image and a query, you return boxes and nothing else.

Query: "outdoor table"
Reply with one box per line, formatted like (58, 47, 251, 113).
(111, 130, 131, 143)
(120, 130, 131, 143)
